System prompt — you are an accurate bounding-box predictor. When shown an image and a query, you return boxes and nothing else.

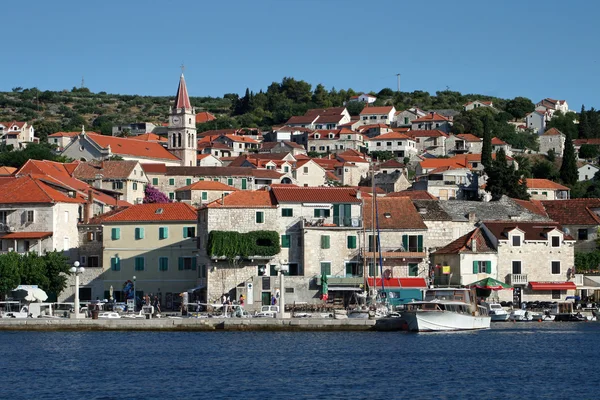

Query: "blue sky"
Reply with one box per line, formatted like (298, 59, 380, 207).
(3, 0, 598, 109)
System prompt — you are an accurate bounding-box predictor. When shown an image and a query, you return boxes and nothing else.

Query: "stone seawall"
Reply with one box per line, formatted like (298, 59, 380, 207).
(0, 318, 405, 332)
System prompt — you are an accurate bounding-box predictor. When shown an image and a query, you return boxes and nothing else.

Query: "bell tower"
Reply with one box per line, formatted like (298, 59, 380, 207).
(168, 70, 197, 166)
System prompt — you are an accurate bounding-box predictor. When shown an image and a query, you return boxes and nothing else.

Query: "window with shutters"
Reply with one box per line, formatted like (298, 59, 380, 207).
(321, 235, 330, 249)
(169, 192, 175, 200)
(368, 235, 379, 252)
(110, 257, 120, 271)
(133, 182, 138, 190)
(183, 227, 195, 238)
(152, 178, 159, 185)
(255, 211, 264, 224)
(159, 227, 168, 240)
(281, 235, 291, 248)
(158, 257, 169, 271)
(347, 235, 357, 249)
(409, 263, 419, 277)
(281, 208, 293, 217)
(551, 261, 560, 274)
(186, 178, 192, 185)
(320, 262, 331, 276)
(111, 227, 120, 240)
(578, 229, 589, 240)
(134, 227, 144, 240)
(473, 260, 491, 274)
(512, 235, 521, 247)
(345, 262, 361, 277)
(135, 257, 145, 271)
(169, 178, 175, 185)
(201, 192, 208, 200)
(314, 209, 330, 218)
(178, 257, 197, 271)
(368, 262, 376, 277)
(227, 178, 234, 186)
(401, 234, 424, 252)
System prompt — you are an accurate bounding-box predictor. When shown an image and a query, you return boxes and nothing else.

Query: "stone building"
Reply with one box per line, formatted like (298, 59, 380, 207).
(175, 180, 237, 207)
(538, 128, 565, 156)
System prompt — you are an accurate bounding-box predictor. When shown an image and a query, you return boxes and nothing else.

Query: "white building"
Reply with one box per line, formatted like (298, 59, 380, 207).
(359, 106, 396, 126)
(578, 164, 600, 182)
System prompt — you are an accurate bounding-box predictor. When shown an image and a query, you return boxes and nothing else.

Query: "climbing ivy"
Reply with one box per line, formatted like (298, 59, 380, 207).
(207, 230, 280, 259)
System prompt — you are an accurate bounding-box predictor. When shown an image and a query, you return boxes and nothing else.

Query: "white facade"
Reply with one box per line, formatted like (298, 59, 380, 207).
(526, 111, 547, 134)
(578, 164, 600, 181)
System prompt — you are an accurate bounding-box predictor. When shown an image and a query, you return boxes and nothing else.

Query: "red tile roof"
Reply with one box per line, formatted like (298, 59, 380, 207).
(140, 163, 168, 174)
(175, 180, 238, 192)
(360, 106, 394, 115)
(379, 159, 406, 169)
(433, 227, 495, 254)
(540, 199, 600, 226)
(49, 131, 86, 138)
(0, 175, 85, 204)
(72, 161, 139, 180)
(456, 133, 481, 142)
(491, 137, 507, 146)
(86, 133, 180, 161)
(483, 221, 568, 241)
(363, 197, 426, 230)
(174, 74, 192, 110)
(405, 130, 448, 138)
(574, 138, 600, 146)
(99, 202, 197, 222)
(325, 170, 340, 181)
(195, 111, 216, 124)
(412, 113, 449, 122)
(205, 189, 276, 208)
(1, 232, 53, 240)
(0, 166, 16, 176)
(541, 128, 564, 136)
(270, 186, 361, 203)
(512, 199, 548, 217)
(367, 131, 411, 141)
(526, 179, 569, 190)
(134, 133, 168, 142)
(387, 190, 436, 200)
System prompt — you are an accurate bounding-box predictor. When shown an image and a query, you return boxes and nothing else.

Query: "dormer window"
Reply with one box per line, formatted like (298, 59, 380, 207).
(314, 134, 320, 139)
(512, 235, 521, 247)
(551, 236, 560, 247)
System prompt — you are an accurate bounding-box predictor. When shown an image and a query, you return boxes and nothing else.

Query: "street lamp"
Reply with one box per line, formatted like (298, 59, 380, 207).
(69, 261, 85, 319)
(133, 275, 137, 312)
(275, 260, 288, 319)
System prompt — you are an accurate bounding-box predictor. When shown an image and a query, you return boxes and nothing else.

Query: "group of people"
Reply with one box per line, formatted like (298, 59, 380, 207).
(219, 293, 246, 317)
(142, 293, 161, 314)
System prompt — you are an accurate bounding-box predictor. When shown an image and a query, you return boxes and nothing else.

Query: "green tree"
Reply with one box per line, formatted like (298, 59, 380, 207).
(345, 101, 364, 116)
(531, 159, 559, 180)
(42, 251, 71, 298)
(481, 115, 493, 168)
(20, 253, 50, 289)
(506, 96, 534, 120)
(0, 142, 66, 168)
(513, 154, 532, 178)
(546, 149, 556, 163)
(370, 151, 394, 161)
(546, 111, 578, 139)
(0, 252, 21, 299)
(559, 130, 578, 185)
(579, 105, 590, 139)
(312, 84, 331, 108)
(578, 144, 599, 160)
(34, 120, 61, 143)
(485, 149, 529, 201)
(589, 108, 600, 138)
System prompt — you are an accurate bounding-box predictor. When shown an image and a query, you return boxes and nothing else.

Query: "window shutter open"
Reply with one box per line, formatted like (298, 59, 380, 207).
(417, 235, 423, 252)
(347, 235, 357, 249)
(112, 228, 120, 240)
(473, 261, 478, 274)
(178, 257, 184, 270)
(281, 235, 290, 248)
(346, 263, 353, 275)
(183, 227, 188, 238)
(402, 235, 408, 251)
(486, 261, 492, 274)
(321, 235, 330, 249)
(192, 257, 197, 270)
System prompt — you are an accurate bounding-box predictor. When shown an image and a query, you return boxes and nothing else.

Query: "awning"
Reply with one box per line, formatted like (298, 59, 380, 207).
(529, 281, 576, 291)
(367, 277, 427, 288)
(328, 286, 362, 292)
(1, 232, 53, 240)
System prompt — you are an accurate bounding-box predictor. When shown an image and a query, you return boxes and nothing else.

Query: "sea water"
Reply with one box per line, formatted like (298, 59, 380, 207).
(0, 322, 598, 399)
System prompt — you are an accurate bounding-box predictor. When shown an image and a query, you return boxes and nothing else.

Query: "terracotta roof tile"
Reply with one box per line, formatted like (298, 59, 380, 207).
(87, 133, 179, 161)
(456, 133, 482, 142)
(175, 181, 238, 192)
(363, 197, 427, 230)
(359, 106, 394, 115)
(541, 128, 564, 136)
(433, 227, 495, 254)
(72, 161, 139, 180)
(483, 221, 569, 241)
(491, 137, 507, 145)
(405, 130, 449, 138)
(99, 202, 197, 222)
(540, 199, 600, 226)
(270, 186, 361, 203)
(195, 111, 216, 124)
(205, 190, 276, 208)
(526, 179, 570, 190)
(134, 133, 168, 142)
(387, 190, 436, 200)
(367, 131, 411, 141)
(412, 113, 449, 122)
(0, 175, 85, 204)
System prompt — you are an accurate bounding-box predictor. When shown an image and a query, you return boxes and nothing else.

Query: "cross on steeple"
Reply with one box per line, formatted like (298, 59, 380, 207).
(180, 63, 185, 75)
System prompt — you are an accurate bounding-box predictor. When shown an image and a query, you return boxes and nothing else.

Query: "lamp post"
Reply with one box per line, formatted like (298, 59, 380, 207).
(275, 260, 288, 319)
(69, 261, 85, 319)
(133, 275, 137, 312)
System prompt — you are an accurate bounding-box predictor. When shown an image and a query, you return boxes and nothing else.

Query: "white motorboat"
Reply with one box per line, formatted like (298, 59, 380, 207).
(98, 312, 121, 319)
(485, 303, 510, 322)
(401, 288, 490, 332)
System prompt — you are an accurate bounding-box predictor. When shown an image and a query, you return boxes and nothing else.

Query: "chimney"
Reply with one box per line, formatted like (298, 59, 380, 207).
(430, 111, 435, 116)
(468, 212, 477, 224)
(94, 174, 103, 188)
(84, 189, 93, 223)
(471, 237, 477, 252)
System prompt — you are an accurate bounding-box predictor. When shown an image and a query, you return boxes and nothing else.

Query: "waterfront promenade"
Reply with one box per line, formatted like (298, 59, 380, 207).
(0, 317, 405, 332)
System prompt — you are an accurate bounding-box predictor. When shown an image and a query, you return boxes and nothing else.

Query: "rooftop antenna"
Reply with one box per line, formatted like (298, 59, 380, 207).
(81, 76, 85, 89)
(396, 73, 401, 92)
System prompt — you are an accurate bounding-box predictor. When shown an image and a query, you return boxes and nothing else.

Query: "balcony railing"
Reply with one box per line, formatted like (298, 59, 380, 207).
(508, 274, 528, 285)
(360, 247, 426, 258)
(303, 217, 362, 228)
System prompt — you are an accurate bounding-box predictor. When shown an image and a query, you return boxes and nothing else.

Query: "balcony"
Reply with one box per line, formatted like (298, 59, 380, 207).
(360, 247, 426, 260)
(507, 274, 528, 285)
(303, 217, 362, 229)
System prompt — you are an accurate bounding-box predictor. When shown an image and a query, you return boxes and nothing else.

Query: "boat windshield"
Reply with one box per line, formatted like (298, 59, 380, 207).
(424, 290, 470, 303)
(0, 302, 21, 313)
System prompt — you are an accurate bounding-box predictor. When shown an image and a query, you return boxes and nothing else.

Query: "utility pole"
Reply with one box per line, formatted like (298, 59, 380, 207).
(396, 73, 401, 93)
(81, 76, 85, 89)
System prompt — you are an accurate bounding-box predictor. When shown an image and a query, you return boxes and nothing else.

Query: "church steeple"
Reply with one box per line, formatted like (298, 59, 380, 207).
(174, 73, 192, 110)
(168, 71, 197, 167)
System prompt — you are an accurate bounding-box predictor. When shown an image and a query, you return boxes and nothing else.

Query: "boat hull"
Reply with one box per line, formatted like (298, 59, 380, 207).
(490, 313, 510, 322)
(403, 311, 491, 332)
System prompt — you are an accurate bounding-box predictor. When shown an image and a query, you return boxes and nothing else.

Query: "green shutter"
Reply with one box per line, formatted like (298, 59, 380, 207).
(402, 235, 408, 251)
(409, 263, 418, 277)
(368, 263, 376, 277)
(159, 227, 168, 239)
(152, 178, 158, 185)
(135, 227, 144, 240)
(282, 235, 290, 248)
(135, 257, 144, 271)
(333, 204, 340, 225)
(111, 257, 120, 271)
(346, 263, 353, 276)
(169, 178, 174, 185)
(473, 261, 479, 274)
(256, 212, 264, 223)
(320, 262, 331, 276)
(202, 192, 207, 200)
(227, 178, 233, 186)
(186, 178, 192, 185)
(321, 235, 330, 249)
(169, 192, 174, 200)
(347, 235, 357, 249)
(486, 261, 492, 274)
(178, 257, 184, 270)
(241, 178, 247, 190)
(192, 257, 197, 270)
(314, 209, 319, 218)
(417, 235, 423, 252)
